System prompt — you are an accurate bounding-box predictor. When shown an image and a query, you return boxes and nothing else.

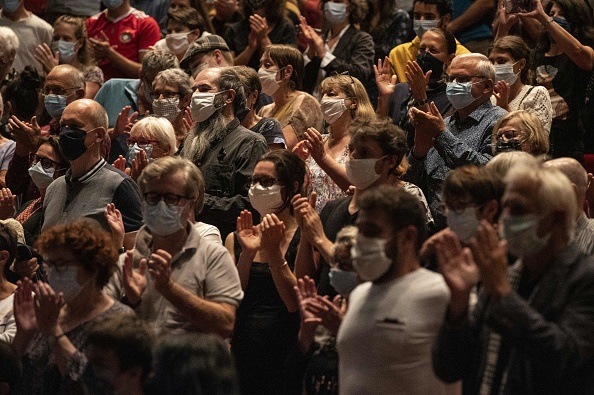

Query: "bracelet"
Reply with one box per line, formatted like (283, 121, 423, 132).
(118, 247, 126, 254)
(413, 99, 429, 107)
(542, 16, 554, 27)
(270, 261, 288, 270)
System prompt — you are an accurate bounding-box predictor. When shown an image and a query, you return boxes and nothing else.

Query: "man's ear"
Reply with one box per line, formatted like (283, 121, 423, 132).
(224, 89, 236, 104)
(213, 49, 223, 65)
(75, 87, 86, 100)
(483, 78, 494, 93)
(94, 126, 107, 142)
(440, 13, 452, 27)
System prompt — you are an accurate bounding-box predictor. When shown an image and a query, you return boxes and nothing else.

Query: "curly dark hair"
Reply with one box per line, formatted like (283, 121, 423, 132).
(35, 220, 118, 289)
(3, 66, 44, 121)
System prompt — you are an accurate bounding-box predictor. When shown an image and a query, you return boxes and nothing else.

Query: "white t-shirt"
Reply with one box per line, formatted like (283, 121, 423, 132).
(337, 268, 450, 395)
(0, 293, 16, 343)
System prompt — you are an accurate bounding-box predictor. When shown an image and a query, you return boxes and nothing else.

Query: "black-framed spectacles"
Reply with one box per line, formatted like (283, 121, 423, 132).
(249, 175, 280, 188)
(331, 71, 355, 84)
(445, 75, 487, 84)
(144, 192, 192, 206)
(126, 138, 160, 149)
(152, 90, 181, 101)
(29, 153, 63, 170)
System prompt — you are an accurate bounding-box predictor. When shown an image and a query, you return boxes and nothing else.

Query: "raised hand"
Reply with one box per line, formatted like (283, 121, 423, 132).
(8, 115, 41, 156)
(14, 278, 38, 335)
(0, 187, 15, 219)
(112, 106, 138, 140)
(32, 281, 65, 335)
(236, 210, 261, 255)
(435, 229, 480, 296)
(122, 250, 147, 305)
(375, 57, 397, 97)
(34, 43, 59, 74)
(260, 213, 285, 255)
(470, 220, 511, 298)
(291, 193, 325, 246)
(294, 276, 323, 327)
(112, 155, 127, 172)
(13, 258, 40, 280)
(493, 80, 511, 110)
(89, 31, 117, 61)
(147, 249, 174, 295)
(495, 0, 519, 37)
(105, 203, 124, 249)
(249, 14, 269, 47)
(315, 295, 344, 335)
(130, 148, 149, 181)
(405, 60, 430, 102)
(292, 140, 311, 161)
(303, 127, 326, 162)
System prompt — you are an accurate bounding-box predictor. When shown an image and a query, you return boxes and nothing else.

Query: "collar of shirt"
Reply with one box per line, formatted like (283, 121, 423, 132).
(104, 7, 135, 24)
(450, 100, 494, 125)
(135, 221, 200, 265)
(68, 158, 106, 183)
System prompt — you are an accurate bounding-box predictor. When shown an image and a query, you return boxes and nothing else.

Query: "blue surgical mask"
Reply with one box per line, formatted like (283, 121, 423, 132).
(413, 19, 438, 39)
(329, 268, 359, 296)
(324, 2, 348, 25)
(127, 143, 153, 164)
(101, 0, 123, 8)
(51, 40, 77, 64)
(28, 161, 55, 189)
(44, 94, 68, 119)
(142, 201, 186, 236)
(2, 0, 21, 13)
(446, 81, 479, 110)
(501, 213, 550, 257)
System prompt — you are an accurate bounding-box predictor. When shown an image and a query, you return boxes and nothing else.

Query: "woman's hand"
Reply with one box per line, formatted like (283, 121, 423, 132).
(236, 210, 261, 255)
(260, 214, 285, 257)
(294, 276, 323, 327)
(0, 188, 14, 220)
(34, 43, 60, 74)
(112, 155, 127, 172)
(292, 140, 311, 160)
(304, 128, 326, 162)
(249, 14, 270, 48)
(8, 116, 41, 156)
(495, 0, 519, 37)
(405, 60, 430, 101)
(147, 249, 174, 295)
(375, 57, 397, 98)
(516, 0, 548, 22)
(493, 80, 511, 110)
(122, 251, 147, 305)
(130, 148, 149, 181)
(112, 106, 138, 140)
(33, 281, 65, 335)
(105, 203, 125, 250)
(14, 278, 38, 335)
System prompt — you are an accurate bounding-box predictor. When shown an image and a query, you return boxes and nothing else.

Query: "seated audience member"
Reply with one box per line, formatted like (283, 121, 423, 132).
(12, 220, 134, 394)
(293, 118, 430, 299)
(337, 185, 450, 395)
(388, 0, 469, 83)
(42, 99, 143, 233)
(234, 65, 285, 149)
(377, 27, 456, 150)
(300, 0, 374, 95)
(0, 222, 18, 343)
(180, 35, 234, 78)
(0, 26, 19, 84)
(225, 150, 305, 395)
(296, 73, 376, 212)
(109, 157, 243, 337)
(258, 44, 324, 149)
(86, 0, 161, 81)
(489, 35, 552, 133)
(93, 50, 179, 163)
(224, 0, 297, 70)
(491, 110, 549, 156)
(405, 53, 507, 230)
(544, 157, 594, 255)
(0, 0, 52, 74)
(181, 67, 268, 240)
(148, 333, 240, 395)
(35, 15, 104, 99)
(153, 7, 208, 62)
(433, 164, 594, 394)
(83, 314, 154, 395)
(151, 68, 193, 142)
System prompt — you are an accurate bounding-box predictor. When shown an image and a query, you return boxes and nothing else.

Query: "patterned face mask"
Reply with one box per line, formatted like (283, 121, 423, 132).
(152, 97, 181, 122)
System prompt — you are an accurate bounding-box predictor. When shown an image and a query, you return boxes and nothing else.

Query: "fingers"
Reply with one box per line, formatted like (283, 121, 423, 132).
(309, 191, 317, 209)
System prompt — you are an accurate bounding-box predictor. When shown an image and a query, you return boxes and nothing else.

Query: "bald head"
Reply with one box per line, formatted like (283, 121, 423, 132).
(543, 158, 588, 213)
(48, 65, 85, 91)
(63, 99, 109, 130)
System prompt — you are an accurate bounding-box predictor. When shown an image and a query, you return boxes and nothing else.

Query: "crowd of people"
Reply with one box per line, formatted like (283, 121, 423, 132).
(0, 0, 594, 393)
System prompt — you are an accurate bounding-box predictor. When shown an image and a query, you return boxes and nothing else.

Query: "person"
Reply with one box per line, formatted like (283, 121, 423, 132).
(150, 68, 193, 142)
(224, 0, 297, 70)
(234, 65, 285, 149)
(167, 0, 215, 35)
(42, 99, 143, 233)
(153, 7, 208, 62)
(180, 67, 268, 240)
(0, 26, 19, 84)
(337, 185, 450, 394)
(86, 0, 161, 81)
(377, 27, 456, 150)
(388, 0, 469, 83)
(361, 0, 410, 64)
(491, 110, 549, 155)
(107, 156, 243, 337)
(43, 0, 100, 25)
(0, 222, 18, 343)
(293, 118, 431, 299)
(405, 53, 507, 230)
(12, 220, 134, 393)
(225, 150, 305, 395)
(179, 34, 234, 78)
(211, 0, 242, 37)
(82, 313, 154, 395)
(521, 0, 594, 161)
(488, 35, 552, 133)
(147, 333, 240, 395)
(446, 0, 494, 55)
(433, 164, 594, 394)
(34, 15, 104, 99)
(0, 0, 52, 74)
(0, 98, 14, 189)
(484, 149, 540, 180)
(543, 157, 594, 255)
(295, 73, 376, 212)
(258, 44, 324, 149)
(300, 0, 374, 96)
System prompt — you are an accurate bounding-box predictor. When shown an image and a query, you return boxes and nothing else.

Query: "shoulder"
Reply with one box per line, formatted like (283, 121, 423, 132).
(28, 13, 52, 30)
(87, 10, 105, 23)
(231, 124, 267, 145)
(130, 8, 154, 20)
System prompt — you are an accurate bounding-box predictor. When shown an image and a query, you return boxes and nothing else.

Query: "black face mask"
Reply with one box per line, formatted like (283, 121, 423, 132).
(416, 51, 445, 81)
(495, 139, 522, 154)
(59, 126, 92, 161)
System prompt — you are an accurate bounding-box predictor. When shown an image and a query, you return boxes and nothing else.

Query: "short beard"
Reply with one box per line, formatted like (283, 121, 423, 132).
(180, 109, 228, 163)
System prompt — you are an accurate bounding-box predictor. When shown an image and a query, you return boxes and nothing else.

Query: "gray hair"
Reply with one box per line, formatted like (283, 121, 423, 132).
(51, 64, 85, 90)
(485, 151, 540, 180)
(130, 117, 178, 156)
(153, 68, 193, 98)
(454, 53, 495, 80)
(142, 50, 180, 78)
(0, 27, 19, 59)
(543, 157, 589, 200)
(216, 67, 246, 117)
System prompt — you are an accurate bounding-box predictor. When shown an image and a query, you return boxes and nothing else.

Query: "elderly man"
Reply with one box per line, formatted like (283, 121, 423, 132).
(543, 157, 594, 255)
(110, 156, 243, 338)
(433, 164, 594, 394)
(405, 53, 507, 230)
(337, 185, 450, 395)
(180, 35, 234, 78)
(42, 99, 143, 233)
(180, 67, 267, 240)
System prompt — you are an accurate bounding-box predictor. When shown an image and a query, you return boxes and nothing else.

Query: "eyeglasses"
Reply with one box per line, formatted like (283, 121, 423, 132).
(249, 175, 280, 188)
(444, 75, 487, 84)
(152, 90, 181, 101)
(29, 153, 63, 170)
(42, 86, 78, 96)
(495, 130, 520, 141)
(126, 139, 160, 149)
(43, 259, 79, 273)
(144, 192, 193, 206)
(331, 71, 355, 84)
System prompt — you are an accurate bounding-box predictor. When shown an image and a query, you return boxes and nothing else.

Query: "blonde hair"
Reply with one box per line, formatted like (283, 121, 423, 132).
(130, 117, 178, 156)
(492, 110, 549, 156)
(320, 74, 375, 121)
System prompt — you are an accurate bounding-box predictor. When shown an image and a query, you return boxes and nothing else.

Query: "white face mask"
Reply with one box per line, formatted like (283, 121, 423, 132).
(447, 206, 481, 244)
(324, 2, 348, 25)
(28, 161, 55, 189)
(152, 97, 181, 122)
(494, 61, 520, 85)
(248, 183, 284, 215)
(47, 265, 86, 303)
(351, 234, 392, 281)
(165, 32, 190, 54)
(345, 157, 383, 190)
(329, 268, 359, 296)
(142, 200, 186, 236)
(190, 91, 222, 123)
(320, 98, 347, 124)
(258, 68, 281, 96)
(501, 213, 550, 257)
